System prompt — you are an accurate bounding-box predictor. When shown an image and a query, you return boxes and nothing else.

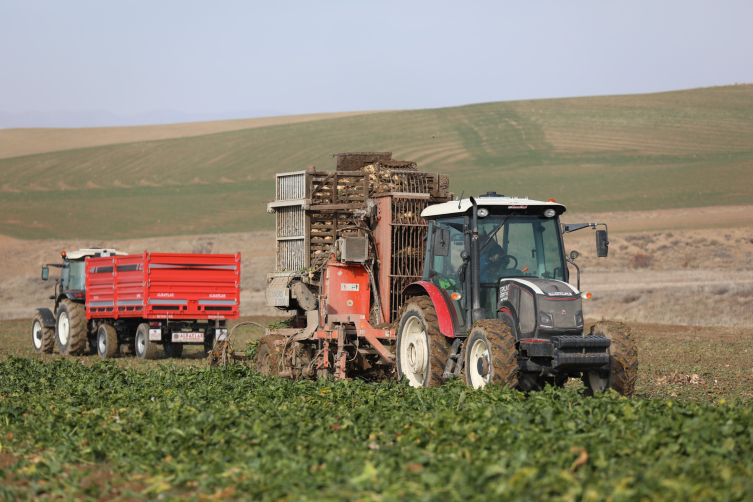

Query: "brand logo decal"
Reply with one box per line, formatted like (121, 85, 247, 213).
(157, 293, 174, 297)
(549, 292, 571, 296)
(561, 309, 567, 317)
(209, 294, 226, 298)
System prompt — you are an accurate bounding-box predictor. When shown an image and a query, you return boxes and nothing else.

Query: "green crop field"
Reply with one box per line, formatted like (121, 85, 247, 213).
(1, 319, 753, 500)
(1, 84, 752, 240)
(1, 358, 752, 501)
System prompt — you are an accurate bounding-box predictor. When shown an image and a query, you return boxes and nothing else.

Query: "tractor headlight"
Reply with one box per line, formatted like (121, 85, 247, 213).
(544, 208, 556, 218)
(539, 312, 554, 328)
(478, 208, 489, 218)
(575, 311, 584, 327)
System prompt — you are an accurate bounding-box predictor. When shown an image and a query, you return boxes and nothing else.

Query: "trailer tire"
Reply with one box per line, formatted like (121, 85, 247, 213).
(396, 296, 451, 388)
(256, 335, 285, 376)
(164, 342, 183, 359)
(464, 319, 519, 390)
(583, 320, 638, 397)
(56, 300, 88, 356)
(96, 324, 118, 359)
(135, 323, 157, 360)
(31, 312, 55, 354)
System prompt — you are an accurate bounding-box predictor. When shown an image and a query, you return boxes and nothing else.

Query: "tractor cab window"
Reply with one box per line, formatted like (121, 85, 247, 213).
(427, 217, 466, 326)
(430, 218, 465, 293)
(63, 260, 86, 291)
(479, 215, 565, 282)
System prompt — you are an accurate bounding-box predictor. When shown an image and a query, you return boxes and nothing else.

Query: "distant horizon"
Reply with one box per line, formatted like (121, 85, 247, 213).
(3, 82, 752, 130)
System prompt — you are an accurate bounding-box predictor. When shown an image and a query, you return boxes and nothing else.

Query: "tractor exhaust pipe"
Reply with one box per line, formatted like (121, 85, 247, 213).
(470, 197, 485, 322)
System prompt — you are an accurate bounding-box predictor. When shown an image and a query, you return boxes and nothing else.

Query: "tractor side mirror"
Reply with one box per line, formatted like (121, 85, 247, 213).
(596, 230, 609, 257)
(433, 227, 450, 257)
(41, 267, 49, 281)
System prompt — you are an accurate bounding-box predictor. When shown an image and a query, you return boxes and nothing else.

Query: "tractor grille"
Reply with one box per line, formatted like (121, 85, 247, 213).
(538, 297, 582, 329)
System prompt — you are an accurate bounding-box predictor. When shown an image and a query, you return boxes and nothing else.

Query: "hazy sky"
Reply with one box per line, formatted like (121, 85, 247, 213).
(2, 0, 752, 119)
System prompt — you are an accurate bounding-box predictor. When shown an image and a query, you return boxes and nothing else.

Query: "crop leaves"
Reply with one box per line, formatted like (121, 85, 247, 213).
(1, 356, 752, 501)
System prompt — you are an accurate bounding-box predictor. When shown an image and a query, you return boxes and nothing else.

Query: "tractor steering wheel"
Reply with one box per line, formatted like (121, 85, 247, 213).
(490, 253, 517, 270)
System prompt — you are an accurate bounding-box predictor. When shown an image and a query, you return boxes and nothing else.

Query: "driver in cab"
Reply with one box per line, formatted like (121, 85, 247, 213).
(480, 229, 513, 282)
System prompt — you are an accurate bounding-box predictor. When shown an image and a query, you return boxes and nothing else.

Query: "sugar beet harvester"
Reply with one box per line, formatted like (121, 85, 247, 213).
(258, 153, 638, 395)
(32, 250, 240, 359)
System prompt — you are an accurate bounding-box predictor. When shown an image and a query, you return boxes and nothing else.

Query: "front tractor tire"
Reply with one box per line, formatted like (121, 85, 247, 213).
(135, 323, 157, 360)
(582, 320, 639, 396)
(396, 296, 451, 388)
(56, 300, 88, 356)
(97, 324, 118, 359)
(464, 319, 519, 389)
(31, 312, 55, 354)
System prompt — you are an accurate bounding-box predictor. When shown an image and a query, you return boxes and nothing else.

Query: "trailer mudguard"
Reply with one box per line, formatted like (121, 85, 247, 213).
(35, 308, 55, 328)
(403, 281, 457, 338)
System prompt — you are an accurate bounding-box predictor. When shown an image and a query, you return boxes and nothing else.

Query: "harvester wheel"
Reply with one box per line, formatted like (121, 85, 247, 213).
(256, 335, 285, 376)
(56, 300, 88, 356)
(135, 323, 157, 360)
(396, 296, 451, 388)
(164, 342, 184, 359)
(464, 319, 519, 390)
(96, 324, 118, 359)
(583, 320, 638, 396)
(31, 312, 55, 354)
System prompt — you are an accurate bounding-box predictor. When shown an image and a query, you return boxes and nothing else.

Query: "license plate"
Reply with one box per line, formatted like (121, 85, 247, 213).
(149, 329, 162, 341)
(171, 332, 204, 343)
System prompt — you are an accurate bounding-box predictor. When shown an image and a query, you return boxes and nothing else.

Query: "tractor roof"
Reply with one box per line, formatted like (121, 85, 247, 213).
(421, 194, 566, 219)
(65, 248, 128, 260)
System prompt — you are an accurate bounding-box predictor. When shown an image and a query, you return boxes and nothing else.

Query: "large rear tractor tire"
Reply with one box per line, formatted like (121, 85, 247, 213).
(464, 319, 519, 389)
(31, 312, 55, 354)
(396, 296, 451, 388)
(96, 324, 118, 359)
(135, 323, 157, 360)
(256, 335, 285, 376)
(56, 300, 88, 356)
(582, 320, 638, 396)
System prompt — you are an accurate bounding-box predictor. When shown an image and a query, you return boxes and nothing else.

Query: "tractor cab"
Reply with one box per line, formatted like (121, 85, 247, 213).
(41, 249, 128, 308)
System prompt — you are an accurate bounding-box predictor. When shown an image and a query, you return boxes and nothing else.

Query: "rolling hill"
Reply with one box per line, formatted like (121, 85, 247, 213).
(1, 84, 752, 240)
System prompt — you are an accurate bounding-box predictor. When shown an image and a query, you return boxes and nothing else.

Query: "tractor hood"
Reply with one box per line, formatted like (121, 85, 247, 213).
(500, 277, 579, 297)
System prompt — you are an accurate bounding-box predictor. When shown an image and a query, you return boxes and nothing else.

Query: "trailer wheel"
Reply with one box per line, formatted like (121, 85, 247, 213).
(56, 300, 88, 356)
(96, 324, 118, 359)
(464, 319, 519, 390)
(31, 312, 55, 354)
(583, 320, 638, 397)
(164, 342, 183, 359)
(256, 335, 285, 376)
(135, 323, 157, 360)
(396, 296, 451, 388)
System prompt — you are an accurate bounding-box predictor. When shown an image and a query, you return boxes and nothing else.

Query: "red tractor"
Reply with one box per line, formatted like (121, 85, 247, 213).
(252, 153, 637, 394)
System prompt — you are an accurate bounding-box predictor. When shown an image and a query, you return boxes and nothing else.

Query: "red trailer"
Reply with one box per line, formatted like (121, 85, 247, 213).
(85, 252, 241, 359)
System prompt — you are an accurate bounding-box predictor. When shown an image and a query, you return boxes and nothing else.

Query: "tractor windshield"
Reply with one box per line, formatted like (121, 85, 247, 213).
(479, 215, 565, 282)
(63, 260, 86, 291)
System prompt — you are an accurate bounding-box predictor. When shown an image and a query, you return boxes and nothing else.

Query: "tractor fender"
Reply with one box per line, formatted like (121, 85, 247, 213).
(35, 308, 56, 328)
(499, 302, 517, 323)
(62, 291, 85, 302)
(402, 281, 457, 338)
